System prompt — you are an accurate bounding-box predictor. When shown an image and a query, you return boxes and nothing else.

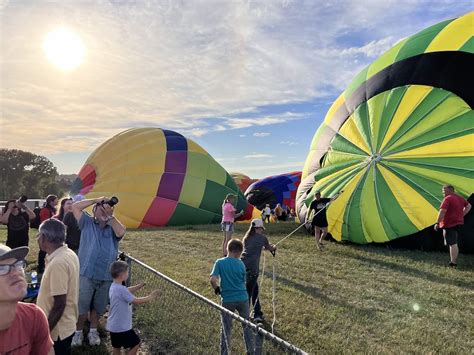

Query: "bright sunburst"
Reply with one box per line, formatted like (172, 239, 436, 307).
(43, 28, 86, 71)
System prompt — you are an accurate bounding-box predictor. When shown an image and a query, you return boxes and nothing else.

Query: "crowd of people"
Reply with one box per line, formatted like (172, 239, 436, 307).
(0, 183, 470, 354)
(0, 195, 159, 355)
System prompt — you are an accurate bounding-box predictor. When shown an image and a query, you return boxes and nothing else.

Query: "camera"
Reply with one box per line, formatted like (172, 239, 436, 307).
(18, 195, 28, 203)
(99, 196, 119, 207)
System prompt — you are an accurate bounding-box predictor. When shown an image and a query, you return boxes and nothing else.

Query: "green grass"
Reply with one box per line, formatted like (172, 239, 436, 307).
(2, 223, 473, 353)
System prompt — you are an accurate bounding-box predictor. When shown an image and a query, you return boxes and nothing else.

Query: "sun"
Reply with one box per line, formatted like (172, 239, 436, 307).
(43, 28, 86, 71)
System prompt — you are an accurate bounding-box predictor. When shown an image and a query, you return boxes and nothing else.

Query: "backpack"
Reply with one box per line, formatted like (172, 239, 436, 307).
(30, 207, 42, 229)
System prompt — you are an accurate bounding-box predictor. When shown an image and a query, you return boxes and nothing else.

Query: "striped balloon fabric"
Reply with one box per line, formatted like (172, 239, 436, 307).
(297, 12, 473, 243)
(72, 128, 250, 228)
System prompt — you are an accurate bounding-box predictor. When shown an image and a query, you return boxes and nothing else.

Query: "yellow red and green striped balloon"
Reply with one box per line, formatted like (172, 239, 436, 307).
(297, 12, 473, 244)
(71, 128, 254, 228)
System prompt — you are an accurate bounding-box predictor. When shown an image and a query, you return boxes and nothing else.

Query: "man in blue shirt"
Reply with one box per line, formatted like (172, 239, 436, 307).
(210, 239, 254, 355)
(70, 196, 126, 347)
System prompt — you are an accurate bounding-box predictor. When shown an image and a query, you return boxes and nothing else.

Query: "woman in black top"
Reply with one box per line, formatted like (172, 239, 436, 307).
(0, 199, 36, 248)
(55, 197, 81, 253)
(308, 190, 342, 248)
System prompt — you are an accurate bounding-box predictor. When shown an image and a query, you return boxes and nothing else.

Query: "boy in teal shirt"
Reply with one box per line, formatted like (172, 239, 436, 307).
(210, 239, 254, 355)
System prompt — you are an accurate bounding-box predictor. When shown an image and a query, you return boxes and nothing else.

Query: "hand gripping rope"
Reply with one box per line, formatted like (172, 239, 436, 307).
(261, 190, 344, 333)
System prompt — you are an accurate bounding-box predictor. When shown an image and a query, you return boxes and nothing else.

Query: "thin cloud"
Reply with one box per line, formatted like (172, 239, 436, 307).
(253, 132, 270, 137)
(0, 0, 470, 158)
(244, 154, 274, 159)
(280, 141, 298, 146)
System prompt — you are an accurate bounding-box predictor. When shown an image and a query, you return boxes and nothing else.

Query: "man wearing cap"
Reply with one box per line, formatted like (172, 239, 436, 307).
(0, 244, 54, 354)
(241, 218, 276, 323)
(37, 218, 80, 355)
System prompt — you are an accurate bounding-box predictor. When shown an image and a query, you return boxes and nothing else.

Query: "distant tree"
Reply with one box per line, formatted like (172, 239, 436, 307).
(0, 149, 62, 200)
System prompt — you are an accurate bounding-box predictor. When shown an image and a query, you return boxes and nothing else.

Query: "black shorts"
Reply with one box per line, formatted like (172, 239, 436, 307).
(312, 218, 328, 228)
(110, 329, 141, 349)
(443, 226, 459, 246)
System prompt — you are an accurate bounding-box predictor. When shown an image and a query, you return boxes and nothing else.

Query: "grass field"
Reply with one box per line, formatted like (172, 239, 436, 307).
(1, 223, 473, 354)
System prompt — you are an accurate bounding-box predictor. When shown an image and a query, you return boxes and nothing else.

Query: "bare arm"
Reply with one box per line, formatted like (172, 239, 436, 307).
(23, 205, 36, 220)
(47, 294, 67, 331)
(464, 203, 471, 217)
(0, 207, 11, 224)
(107, 216, 126, 239)
(132, 290, 159, 305)
(434, 209, 447, 231)
(128, 282, 145, 293)
(71, 197, 104, 222)
(210, 276, 219, 290)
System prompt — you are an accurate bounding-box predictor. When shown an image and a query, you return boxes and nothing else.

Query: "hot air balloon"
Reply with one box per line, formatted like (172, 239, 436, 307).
(297, 12, 473, 244)
(230, 172, 257, 193)
(245, 172, 302, 211)
(71, 128, 253, 228)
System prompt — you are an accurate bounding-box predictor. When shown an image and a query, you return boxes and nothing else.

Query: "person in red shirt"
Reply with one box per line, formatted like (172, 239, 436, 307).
(0, 244, 54, 354)
(434, 185, 471, 268)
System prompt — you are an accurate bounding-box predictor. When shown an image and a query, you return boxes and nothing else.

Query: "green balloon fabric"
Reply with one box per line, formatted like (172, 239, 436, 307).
(297, 12, 474, 244)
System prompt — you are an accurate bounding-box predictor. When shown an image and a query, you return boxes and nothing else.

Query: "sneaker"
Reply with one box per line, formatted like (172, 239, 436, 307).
(253, 316, 264, 323)
(71, 332, 83, 347)
(448, 262, 457, 268)
(88, 330, 101, 346)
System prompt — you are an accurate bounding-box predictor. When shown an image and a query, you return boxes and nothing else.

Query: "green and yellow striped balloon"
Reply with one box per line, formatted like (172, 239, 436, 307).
(297, 12, 473, 244)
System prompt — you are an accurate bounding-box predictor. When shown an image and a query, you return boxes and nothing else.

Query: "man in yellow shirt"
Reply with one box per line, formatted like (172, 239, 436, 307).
(37, 218, 79, 355)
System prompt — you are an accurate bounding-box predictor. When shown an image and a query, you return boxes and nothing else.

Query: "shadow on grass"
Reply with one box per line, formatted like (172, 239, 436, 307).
(263, 271, 378, 319)
(335, 249, 474, 290)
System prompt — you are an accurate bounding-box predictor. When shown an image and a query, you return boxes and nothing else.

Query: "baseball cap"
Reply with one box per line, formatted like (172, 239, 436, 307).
(251, 218, 266, 230)
(0, 244, 29, 262)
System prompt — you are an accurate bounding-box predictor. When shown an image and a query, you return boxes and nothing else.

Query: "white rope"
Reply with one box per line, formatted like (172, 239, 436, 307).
(271, 256, 276, 334)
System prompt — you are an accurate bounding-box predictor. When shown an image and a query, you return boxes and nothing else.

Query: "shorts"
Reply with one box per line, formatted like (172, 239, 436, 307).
(78, 276, 112, 315)
(312, 218, 328, 228)
(110, 329, 141, 349)
(443, 226, 459, 246)
(221, 222, 234, 232)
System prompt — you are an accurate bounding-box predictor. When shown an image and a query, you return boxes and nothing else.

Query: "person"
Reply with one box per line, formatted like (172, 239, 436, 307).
(261, 204, 271, 223)
(71, 196, 126, 347)
(241, 219, 276, 323)
(210, 239, 254, 355)
(36, 218, 80, 355)
(107, 261, 160, 355)
(55, 197, 81, 254)
(0, 199, 36, 248)
(221, 194, 244, 257)
(37, 194, 58, 274)
(307, 190, 342, 249)
(434, 185, 471, 268)
(0, 243, 54, 354)
(274, 204, 283, 223)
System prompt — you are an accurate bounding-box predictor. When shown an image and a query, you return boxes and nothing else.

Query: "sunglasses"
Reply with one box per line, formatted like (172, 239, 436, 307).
(0, 260, 26, 276)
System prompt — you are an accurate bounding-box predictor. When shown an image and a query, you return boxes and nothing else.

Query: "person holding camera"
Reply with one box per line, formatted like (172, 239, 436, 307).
(0, 197, 36, 249)
(70, 196, 126, 347)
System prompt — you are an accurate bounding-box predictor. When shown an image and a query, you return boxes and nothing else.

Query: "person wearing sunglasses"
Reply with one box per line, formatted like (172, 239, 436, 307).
(0, 244, 53, 354)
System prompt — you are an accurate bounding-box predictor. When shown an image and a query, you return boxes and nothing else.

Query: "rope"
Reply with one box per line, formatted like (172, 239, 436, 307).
(271, 256, 276, 334)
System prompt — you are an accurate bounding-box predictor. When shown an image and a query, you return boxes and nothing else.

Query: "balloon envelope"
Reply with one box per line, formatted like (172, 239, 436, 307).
(297, 12, 474, 244)
(71, 128, 251, 228)
(245, 172, 301, 210)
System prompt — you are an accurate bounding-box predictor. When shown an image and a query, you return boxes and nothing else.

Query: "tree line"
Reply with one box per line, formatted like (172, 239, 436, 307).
(0, 149, 75, 200)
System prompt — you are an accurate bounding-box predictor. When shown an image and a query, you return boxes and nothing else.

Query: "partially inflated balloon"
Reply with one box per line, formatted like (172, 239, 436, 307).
(231, 172, 257, 193)
(245, 172, 301, 210)
(297, 13, 473, 244)
(71, 128, 252, 228)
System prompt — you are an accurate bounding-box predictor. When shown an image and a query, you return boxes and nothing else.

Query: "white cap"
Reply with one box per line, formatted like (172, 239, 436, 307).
(251, 218, 266, 230)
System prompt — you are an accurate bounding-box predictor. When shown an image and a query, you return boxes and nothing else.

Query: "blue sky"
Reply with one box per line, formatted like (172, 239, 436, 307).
(1, 1, 472, 178)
